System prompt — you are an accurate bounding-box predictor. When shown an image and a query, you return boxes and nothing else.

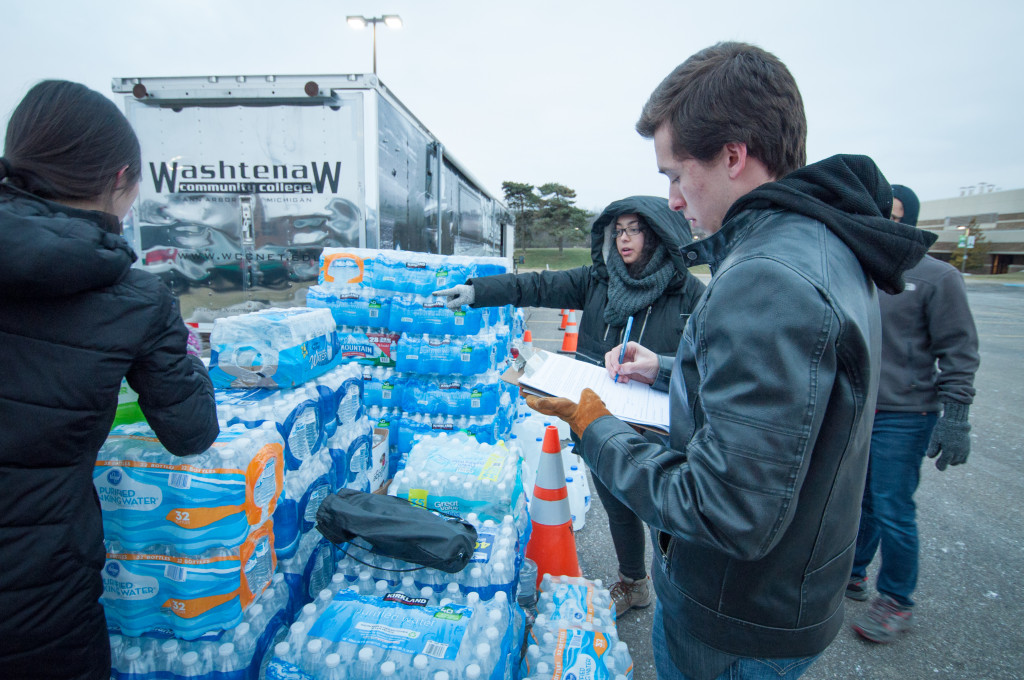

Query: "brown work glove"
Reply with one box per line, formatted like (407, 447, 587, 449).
(525, 388, 611, 438)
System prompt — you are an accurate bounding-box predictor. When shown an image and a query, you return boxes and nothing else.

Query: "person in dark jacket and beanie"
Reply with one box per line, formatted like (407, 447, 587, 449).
(0, 81, 219, 680)
(434, 195, 706, 614)
(527, 43, 937, 680)
(846, 184, 980, 643)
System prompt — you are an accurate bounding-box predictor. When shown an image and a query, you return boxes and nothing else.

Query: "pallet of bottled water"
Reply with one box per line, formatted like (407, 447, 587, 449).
(266, 586, 520, 680)
(95, 422, 284, 554)
(523, 575, 634, 680)
(216, 363, 363, 471)
(209, 307, 339, 389)
(108, 571, 292, 679)
(318, 247, 508, 296)
(389, 432, 525, 523)
(101, 519, 276, 640)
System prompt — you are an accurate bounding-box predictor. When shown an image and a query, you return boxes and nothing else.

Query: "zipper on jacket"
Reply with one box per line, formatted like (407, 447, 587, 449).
(636, 306, 653, 344)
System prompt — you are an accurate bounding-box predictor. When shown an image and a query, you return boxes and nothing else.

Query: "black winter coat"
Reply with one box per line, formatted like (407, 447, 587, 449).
(0, 184, 219, 680)
(470, 195, 706, 365)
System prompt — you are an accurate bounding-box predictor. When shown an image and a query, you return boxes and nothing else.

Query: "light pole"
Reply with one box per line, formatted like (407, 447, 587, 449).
(956, 225, 972, 273)
(346, 14, 403, 75)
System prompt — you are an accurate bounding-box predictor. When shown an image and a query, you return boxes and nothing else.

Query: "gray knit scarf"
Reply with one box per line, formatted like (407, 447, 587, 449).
(603, 242, 675, 327)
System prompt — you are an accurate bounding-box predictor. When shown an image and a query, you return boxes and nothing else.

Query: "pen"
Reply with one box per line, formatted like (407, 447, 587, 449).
(615, 316, 634, 383)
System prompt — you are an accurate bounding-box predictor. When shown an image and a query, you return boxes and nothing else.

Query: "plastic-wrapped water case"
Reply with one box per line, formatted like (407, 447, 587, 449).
(306, 284, 392, 329)
(325, 415, 386, 494)
(279, 528, 337, 612)
(266, 587, 522, 680)
(522, 575, 633, 680)
(108, 572, 291, 680)
(95, 422, 284, 554)
(390, 433, 524, 524)
(208, 307, 340, 389)
(394, 330, 506, 376)
(101, 522, 276, 640)
(360, 366, 405, 409)
(336, 326, 400, 367)
(215, 363, 362, 471)
(273, 449, 336, 560)
(389, 293, 493, 336)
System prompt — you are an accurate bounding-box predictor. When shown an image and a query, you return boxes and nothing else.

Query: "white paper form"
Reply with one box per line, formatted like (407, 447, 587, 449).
(519, 349, 670, 433)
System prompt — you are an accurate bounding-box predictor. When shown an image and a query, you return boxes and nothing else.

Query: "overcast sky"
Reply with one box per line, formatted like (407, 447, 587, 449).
(3, 0, 1021, 212)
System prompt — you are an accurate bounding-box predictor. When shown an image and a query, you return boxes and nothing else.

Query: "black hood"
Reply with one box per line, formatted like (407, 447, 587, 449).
(590, 195, 695, 279)
(723, 155, 936, 294)
(0, 183, 136, 299)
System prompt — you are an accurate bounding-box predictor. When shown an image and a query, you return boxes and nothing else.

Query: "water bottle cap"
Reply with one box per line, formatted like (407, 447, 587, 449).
(235, 622, 250, 636)
(414, 654, 429, 669)
(219, 642, 235, 656)
(181, 651, 200, 666)
(161, 639, 179, 653)
(381, 661, 396, 675)
(325, 653, 341, 668)
(307, 638, 323, 653)
(465, 664, 482, 679)
(123, 646, 141, 660)
(290, 621, 306, 635)
(359, 647, 374, 661)
(434, 672, 450, 680)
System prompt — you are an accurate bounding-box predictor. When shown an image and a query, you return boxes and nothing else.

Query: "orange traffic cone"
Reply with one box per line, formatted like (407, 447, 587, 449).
(558, 310, 578, 354)
(559, 309, 569, 330)
(524, 426, 581, 586)
(522, 329, 534, 351)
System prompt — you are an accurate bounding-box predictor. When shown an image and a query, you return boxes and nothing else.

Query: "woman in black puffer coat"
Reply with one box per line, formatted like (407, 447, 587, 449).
(435, 195, 705, 615)
(0, 81, 219, 680)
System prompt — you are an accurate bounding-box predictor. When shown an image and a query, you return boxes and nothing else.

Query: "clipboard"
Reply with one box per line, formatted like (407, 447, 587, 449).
(502, 349, 670, 434)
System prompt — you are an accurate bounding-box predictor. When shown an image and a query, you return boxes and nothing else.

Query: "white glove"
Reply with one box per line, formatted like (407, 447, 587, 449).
(432, 284, 475, 310)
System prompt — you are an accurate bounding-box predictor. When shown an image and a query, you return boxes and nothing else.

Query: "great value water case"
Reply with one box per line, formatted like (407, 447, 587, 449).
(101, 522, 276, 640)
(209, 307, 340, 389)
(390, 432, 524, 524)
(108, 572, 292, 680)
(95, 423, 284, 554)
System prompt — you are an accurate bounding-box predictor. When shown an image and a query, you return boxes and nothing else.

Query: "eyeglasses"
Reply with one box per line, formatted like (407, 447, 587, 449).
(615, 226, 643, 239)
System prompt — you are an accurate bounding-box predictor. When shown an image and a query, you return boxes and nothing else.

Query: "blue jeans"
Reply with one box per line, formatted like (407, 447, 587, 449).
(652, 602, 819, 680)
(851, 410, 938, 607)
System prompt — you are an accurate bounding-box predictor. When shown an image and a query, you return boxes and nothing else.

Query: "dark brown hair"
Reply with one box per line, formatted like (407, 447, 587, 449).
(1, 80, 141, 203)
(636, 42, 806, 179)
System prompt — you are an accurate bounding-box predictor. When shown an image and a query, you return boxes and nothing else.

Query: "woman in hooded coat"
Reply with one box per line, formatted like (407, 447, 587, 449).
(0, 80, 219, 680)
(435, 195, 705, 614)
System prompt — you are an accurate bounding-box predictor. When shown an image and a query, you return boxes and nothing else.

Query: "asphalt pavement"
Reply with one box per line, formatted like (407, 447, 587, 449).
(521, 277, 1024, 680)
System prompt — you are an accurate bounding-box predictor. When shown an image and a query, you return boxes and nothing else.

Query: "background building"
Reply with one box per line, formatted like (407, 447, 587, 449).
(918, 184, 1024, 274)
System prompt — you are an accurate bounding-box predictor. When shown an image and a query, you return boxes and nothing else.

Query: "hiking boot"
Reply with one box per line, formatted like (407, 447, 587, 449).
(852, 595, 914, 643)
(609, 572, 653, 616)
(845, 575, 870, 601)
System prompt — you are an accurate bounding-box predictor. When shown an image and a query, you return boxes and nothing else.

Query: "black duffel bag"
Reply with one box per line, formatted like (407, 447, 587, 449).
(315, 488, 477, 573)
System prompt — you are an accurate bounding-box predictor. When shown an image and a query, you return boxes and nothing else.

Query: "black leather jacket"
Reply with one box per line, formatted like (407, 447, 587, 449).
(579, 157, 935, 671)
(584, 205, 881, 661)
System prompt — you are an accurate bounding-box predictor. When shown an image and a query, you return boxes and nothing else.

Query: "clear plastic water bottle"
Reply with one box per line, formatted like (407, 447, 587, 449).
(322, 652, 346, 680)
(179, 650, 204, 678)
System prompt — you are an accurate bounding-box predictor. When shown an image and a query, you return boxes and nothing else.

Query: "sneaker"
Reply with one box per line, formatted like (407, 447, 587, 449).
(609, 573, 653, 616)
(845, 575, 870, 601)
(852, 595, 914, 643)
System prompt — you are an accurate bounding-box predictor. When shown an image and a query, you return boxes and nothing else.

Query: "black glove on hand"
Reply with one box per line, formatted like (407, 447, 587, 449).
(926, 401, 971, 471)
(432, 284, 475, 311)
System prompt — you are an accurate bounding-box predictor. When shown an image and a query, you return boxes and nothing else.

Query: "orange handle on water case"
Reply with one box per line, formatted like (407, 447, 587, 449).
(321, 252, 365, 284)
